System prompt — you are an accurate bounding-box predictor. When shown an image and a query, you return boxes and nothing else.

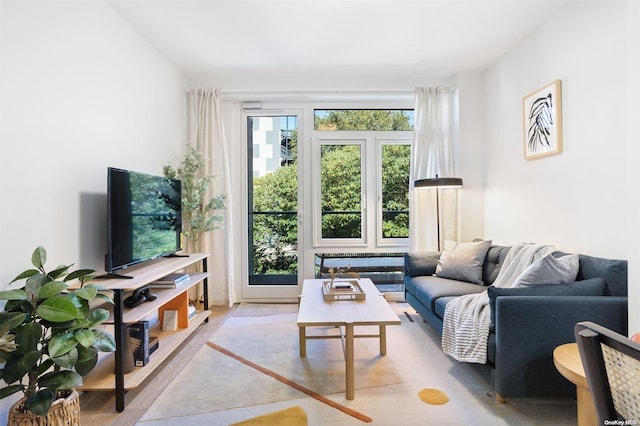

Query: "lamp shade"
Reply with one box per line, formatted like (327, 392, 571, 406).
(413, 176, 463, 188)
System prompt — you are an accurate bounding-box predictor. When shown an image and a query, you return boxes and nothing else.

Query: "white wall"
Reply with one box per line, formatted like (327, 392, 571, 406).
(0, 0, 186, 419)
(0, 2, 186, 286)
(455, 72, 486, 243)
(483, 1, 627, 259)
(626, 0, 640, 336)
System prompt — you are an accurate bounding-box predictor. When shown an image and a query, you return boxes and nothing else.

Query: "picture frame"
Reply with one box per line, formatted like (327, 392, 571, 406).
(162, 310, 178, 331)
(522, 80, 562, 160)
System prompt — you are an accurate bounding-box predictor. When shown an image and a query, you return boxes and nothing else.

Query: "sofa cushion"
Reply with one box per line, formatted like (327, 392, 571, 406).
(435, 240, 492, 284)
(482, 245, 511, 286)
(404, 251, 441, 277)
(405, 276, 486, 312)
(513, 254, 579, 287)
(434, 296, 459, 318)
(577, 255, 628, 297)
(487, 277, 606, 332)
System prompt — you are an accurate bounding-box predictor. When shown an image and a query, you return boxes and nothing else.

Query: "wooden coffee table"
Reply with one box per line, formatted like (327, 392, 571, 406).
(297, 278, 401, 400)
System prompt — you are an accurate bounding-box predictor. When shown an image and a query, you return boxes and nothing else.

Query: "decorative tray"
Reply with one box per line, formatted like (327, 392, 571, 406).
(322, 280, 366, 301)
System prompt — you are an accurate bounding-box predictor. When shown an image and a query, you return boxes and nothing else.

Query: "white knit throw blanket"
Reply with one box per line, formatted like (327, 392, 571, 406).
(441, 243, 554, 363)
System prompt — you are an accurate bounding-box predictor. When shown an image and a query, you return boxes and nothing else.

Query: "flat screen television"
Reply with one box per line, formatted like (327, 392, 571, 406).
(105, 167, 182, 276)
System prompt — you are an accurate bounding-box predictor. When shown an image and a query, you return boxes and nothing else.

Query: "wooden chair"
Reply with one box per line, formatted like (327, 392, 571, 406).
(575, 321, 640, 424)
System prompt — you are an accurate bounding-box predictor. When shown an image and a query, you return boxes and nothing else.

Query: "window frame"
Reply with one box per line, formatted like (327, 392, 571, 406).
(376, 137, 412, 247)
(311, 131, 412, 250)
(312, 136, 368, 248)
(245, 113, 302, 287)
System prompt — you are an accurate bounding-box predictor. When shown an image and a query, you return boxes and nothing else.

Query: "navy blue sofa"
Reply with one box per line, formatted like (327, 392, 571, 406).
(404, 244, 628, 400)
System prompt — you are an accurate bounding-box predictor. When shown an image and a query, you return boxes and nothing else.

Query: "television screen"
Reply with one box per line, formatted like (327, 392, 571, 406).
(106, 167, 182, 274)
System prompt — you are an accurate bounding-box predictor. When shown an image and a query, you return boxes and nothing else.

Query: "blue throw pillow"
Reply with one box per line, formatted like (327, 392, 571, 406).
(578, 255, 628, 297)
(487, 277, 606, 332)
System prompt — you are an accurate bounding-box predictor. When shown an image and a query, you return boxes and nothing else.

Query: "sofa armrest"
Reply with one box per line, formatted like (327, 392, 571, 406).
(404, 252, 441, 276)
(493, 295, 628, 398)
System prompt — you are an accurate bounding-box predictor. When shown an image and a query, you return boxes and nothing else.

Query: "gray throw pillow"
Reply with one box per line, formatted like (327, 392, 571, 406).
(487, 277, 606, 332)
(512, 254, 579, 288)
(434, 240, 492, 285)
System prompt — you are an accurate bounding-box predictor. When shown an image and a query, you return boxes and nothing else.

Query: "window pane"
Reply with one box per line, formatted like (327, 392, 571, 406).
(249, 116, 298, 284)
(314, 109, 414, 131)
(321, 144, 362, 238)
(381, 144, 410, 238)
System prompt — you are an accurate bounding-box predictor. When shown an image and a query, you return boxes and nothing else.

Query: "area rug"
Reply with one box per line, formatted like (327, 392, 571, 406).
(230, 405, 307, 426)
(138, 302, 578, 425)
(419, 388, 450, 405)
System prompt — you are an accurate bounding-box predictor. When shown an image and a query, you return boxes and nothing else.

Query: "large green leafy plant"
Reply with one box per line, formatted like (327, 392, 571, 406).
(0, 246, 115, 416)
(164, 145, 226, 252)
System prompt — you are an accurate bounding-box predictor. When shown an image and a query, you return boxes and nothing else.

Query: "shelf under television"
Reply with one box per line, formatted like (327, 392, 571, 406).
(97, 272, 209, 324)
(78, 310, 210, 391)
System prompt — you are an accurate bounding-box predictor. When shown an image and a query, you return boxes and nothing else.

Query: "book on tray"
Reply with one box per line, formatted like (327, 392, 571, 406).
(151, 272, 189, 288)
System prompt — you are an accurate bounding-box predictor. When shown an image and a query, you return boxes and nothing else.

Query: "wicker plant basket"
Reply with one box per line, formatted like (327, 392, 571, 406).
(8, 389, 80, 426)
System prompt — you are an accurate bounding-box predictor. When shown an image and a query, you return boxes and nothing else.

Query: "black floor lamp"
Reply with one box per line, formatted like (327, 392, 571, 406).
(413, 175, 463, 251)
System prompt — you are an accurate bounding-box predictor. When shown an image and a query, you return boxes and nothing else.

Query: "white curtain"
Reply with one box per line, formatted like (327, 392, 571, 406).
(409, 87, 460, 252)
(187, 89, 236, 307)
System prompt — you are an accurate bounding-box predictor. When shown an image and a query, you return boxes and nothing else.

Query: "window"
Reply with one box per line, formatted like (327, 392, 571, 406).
(380, 142, 410, 240)
(314, 109, 414, 131)
(248, 115, 299, 285)
(320, 141, 363, 240)
(313, 109, 412, 249)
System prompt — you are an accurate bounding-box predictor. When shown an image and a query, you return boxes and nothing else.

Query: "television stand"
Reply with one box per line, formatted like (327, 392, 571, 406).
(77, 253, 211, 412)
(166, 253, 189, 258)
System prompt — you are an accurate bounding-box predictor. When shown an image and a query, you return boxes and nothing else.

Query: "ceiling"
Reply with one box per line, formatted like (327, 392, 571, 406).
(109, 0, 570, 84)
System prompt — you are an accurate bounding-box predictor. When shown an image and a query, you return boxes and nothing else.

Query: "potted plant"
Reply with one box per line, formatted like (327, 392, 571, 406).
(164, 145, 226, 253)
(0, 246, 115, 424)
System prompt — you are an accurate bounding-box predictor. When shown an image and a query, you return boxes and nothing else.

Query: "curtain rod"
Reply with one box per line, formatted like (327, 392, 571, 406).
(185, 89, 416, 98)
(221, 89, 414, 95)
(185, 89, 419, 105)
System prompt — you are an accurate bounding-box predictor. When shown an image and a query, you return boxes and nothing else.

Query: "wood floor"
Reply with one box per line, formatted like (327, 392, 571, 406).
(79, 305, 235, 426)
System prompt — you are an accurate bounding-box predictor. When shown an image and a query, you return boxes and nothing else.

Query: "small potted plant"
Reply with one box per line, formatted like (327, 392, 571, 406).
(0, 246, 115, 424)
(326, 265, 359, 288)
(164, 145, 226, 253)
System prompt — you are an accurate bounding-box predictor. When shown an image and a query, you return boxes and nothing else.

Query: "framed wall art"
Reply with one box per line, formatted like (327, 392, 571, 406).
(522, 80, 562, 160)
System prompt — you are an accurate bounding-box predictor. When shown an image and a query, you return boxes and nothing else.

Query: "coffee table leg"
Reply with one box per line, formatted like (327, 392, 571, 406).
(379, 325, 387, 356)
(345, 324, 355, 400)
(299, 326, 307, 357)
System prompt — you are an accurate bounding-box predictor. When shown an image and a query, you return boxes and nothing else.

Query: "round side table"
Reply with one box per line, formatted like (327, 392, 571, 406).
(553, 342, 597, 426)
